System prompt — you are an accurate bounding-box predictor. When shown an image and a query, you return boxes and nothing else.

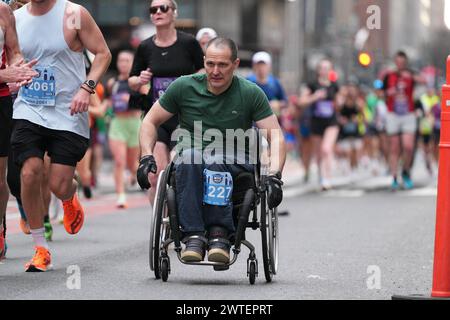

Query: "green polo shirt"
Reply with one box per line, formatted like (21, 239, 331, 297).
(159, 74, 273, 154)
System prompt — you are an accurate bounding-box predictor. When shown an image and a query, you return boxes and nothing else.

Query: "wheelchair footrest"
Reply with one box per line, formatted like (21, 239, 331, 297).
(214, 265, 230, 272)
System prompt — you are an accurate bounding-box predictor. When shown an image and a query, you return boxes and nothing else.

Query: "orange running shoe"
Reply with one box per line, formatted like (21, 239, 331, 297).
(62, 193, 85, 235)
(25, 247, 52, 272)
(20, 218, 31, 235)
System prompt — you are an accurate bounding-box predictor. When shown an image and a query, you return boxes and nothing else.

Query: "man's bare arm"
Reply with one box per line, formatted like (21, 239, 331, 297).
(3, 4, 22, 64)
(255, 115, 287, 175)
(140, 101, 175, 157)
(76, 5, 111, 83)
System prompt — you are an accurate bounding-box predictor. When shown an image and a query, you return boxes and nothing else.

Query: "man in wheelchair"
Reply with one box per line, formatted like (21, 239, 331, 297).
(137, 38, 286, 264)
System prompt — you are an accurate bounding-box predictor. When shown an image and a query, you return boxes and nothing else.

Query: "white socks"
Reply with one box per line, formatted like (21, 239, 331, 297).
(30, 228, 49, 249)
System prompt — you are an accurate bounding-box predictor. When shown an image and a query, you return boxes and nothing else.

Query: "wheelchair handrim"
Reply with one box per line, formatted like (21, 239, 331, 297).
(150, 170, 166, 272)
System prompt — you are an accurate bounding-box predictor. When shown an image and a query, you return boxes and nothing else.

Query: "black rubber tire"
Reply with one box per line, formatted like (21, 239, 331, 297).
(260, 191, 272, 283)
(249, 262, 256, 285)
(268, 207, 279, 275)
(149, 170, 169, 279)
(161, 259, 169, 282)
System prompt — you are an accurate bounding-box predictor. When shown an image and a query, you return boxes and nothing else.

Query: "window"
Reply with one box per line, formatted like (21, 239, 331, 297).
(241, 0, 258, 47)
(97, 0, 129, 25)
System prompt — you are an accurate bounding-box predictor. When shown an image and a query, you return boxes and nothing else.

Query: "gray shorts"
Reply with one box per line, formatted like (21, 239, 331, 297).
(338, 138, 363, 152)
(386, 113, 417, 136)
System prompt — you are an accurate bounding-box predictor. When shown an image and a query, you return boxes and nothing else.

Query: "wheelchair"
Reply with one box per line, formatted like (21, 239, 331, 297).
(148, 132, 279, 285)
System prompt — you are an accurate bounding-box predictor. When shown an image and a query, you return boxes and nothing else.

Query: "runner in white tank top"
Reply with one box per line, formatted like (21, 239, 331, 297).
(0, 0, 39, 261)
(10, 0, 111, 272)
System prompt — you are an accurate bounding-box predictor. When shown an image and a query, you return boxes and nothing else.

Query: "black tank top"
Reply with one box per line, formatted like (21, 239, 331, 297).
(111, 79, 135, 113)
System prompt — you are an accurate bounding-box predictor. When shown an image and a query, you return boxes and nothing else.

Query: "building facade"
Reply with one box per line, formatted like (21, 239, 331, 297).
(74, 0, 447, 91)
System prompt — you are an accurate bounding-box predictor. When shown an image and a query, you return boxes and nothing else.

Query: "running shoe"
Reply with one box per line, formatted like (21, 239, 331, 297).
(208, 241, 230, 264)
(62, 193, 85, 235)
(82, 186, 92, 199)
(20, 218, 31, 235)
(320, 179, 332, 191)
(181, 236, 206, 263)
(44, 222, 53, 242)
(402, 173, 414, 190)
(25, 247, 52, 272)
(116, 193, 127, 209)
(303, 171, 310, 184)
(391, 179, 400, 191)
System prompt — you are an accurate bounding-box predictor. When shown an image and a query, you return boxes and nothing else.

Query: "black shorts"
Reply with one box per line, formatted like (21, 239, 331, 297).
(11, 119, 89, 167)
(311, 117, 338, 136)
(422, 134, 432, 145)
(157, 115, 178, 150)
(433, 130, 441, 145)
(0, 96, 13, 157)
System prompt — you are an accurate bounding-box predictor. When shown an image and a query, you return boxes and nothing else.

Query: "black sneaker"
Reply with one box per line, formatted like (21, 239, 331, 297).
(83, 186, 92, 199)
(181, 236, 207, 263)
(208, 239, 231, 264)
(207, 226, 231, 264)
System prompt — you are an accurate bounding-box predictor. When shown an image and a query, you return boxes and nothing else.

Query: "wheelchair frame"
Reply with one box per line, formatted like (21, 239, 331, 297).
(148, 131, 279, 285)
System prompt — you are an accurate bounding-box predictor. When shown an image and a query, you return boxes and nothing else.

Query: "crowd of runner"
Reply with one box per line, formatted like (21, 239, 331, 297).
(0, 0, 443, 269)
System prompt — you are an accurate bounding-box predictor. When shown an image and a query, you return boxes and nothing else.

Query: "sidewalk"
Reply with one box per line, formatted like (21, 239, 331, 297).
(281, 151, 438, 197)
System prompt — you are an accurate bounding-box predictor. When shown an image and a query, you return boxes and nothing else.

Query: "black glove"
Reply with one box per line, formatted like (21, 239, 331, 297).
(137, 155, 157, 190)
(266, 172, 283, 210)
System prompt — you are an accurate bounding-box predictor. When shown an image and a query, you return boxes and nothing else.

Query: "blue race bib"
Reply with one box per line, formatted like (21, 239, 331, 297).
(393, 96, 409, 115)
(21, 66, 56, 107)
(203, 170, 233, 207)
(314, 100, 334, 118)
(112, 92, 130, 113)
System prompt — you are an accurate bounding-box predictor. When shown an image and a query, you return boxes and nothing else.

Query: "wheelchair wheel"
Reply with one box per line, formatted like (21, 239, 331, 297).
(260, 191, 273, 283)
(249, 261, 257, 285)
(161, 258, 170, 282)
(268, 207, 279, 275)
(149, 169, 171, 279)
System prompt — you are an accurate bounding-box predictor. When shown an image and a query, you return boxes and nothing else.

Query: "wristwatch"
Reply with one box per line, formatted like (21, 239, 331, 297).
(83, 80, 97, 91)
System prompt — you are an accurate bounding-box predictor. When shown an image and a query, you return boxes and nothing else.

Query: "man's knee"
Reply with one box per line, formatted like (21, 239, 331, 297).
(114, 159, 126, 169)
(321, 147, 332, 159)
(49, 176, 74, 197)
(21, 161, 43, 187)
(403, 143, 415, 154)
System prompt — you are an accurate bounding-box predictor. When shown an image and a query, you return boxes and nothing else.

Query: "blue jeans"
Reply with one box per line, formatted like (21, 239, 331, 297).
(175, 149, 253, 235)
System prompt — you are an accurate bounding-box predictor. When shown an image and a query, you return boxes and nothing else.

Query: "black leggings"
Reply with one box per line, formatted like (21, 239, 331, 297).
(1, 151, 17, 238)
(7, 148, 21, 201)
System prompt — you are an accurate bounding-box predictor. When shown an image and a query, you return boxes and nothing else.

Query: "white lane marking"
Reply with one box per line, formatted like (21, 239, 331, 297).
(322, 190, 366, 198)
(400, 188, 437, 197)
(307, 275, 327, 280)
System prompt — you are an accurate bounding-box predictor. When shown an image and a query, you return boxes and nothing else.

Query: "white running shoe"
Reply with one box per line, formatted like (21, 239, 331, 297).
(117, 193, 127, 209)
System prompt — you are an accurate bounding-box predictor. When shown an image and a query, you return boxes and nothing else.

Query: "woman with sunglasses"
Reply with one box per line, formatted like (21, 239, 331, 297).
(129, 0, 204, 205)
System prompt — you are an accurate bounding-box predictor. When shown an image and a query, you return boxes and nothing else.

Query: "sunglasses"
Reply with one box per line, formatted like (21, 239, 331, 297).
(149, 5, 173, 15)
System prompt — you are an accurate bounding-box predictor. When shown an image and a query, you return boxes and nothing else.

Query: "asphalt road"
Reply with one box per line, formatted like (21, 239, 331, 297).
(0, 171, 438, 300)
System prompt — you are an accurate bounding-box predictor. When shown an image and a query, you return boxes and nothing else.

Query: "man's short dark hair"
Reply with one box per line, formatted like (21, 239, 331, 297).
(395, 50, 408, 60)
(206, 38, 238, 61)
